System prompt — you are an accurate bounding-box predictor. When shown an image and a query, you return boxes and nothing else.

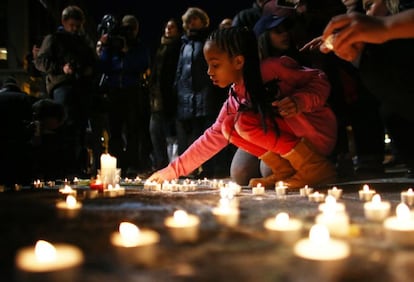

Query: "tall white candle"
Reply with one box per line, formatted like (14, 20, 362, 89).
(100, 153, 117, 169)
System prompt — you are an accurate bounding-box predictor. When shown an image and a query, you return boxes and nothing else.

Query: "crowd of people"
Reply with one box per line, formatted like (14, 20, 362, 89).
(2, 0, 414, 188)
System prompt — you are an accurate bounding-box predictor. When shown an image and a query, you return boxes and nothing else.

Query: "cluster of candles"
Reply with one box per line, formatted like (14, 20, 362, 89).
(144, 178, 227, 192)
(14, 175, 414, 277)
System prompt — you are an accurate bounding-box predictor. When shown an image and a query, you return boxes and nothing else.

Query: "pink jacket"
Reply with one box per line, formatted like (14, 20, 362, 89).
(161, 56, 337, 179)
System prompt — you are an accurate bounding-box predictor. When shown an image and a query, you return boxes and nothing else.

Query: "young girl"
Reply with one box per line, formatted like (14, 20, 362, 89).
(148, 27, 337, 189)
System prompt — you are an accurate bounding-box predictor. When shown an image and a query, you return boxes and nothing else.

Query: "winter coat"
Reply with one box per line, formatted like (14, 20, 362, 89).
(161, 56, 337, 179)
(174, 29, 218, 120)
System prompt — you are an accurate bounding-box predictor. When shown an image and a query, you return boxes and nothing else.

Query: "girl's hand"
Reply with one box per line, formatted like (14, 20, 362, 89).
(147, 166, 176, 183)
(273, 97, 298, 118)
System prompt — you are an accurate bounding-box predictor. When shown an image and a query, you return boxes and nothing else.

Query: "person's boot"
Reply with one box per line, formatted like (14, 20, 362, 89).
(248, 151, 295, 188)
(281, 139, 337, 189)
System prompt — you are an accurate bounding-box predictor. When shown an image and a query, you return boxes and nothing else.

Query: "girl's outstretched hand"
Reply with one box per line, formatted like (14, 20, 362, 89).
(147, 166, 176, 183)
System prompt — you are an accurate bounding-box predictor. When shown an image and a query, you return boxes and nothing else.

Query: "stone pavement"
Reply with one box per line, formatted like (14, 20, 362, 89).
(1, 172, 414, 282)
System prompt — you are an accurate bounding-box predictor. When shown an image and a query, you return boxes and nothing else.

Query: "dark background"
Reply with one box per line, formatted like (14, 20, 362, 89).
(29, 0, 255, 52)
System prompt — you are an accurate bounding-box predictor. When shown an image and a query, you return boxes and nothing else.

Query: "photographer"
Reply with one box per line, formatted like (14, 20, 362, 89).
(97, 15, 152, 176)
(35, 5, 97, 178)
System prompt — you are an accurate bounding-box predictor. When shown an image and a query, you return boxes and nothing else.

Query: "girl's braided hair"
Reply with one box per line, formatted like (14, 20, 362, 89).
(206, 26, 280, 135)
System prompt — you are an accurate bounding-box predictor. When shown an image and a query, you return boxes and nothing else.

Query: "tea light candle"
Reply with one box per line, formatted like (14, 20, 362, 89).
(164, 210, 200, 243)
(56, 195, 82, 218)
(275, 181, 287, 196)
(103, 184, 125, 197)
(327, 186, 343, 200)
(58, 185, 77, 197)
(294, 224, 350, 260)
(16, 240, 83, 281)
(110, 222, 160, 266)
(33, 180, 44, 189)
(401, 188, 414, 206)
(252, 183, 265, 195)
(264, 212, 303, 244)
(143, 180, 161, 191)
(227, 181, 242, 194)
(212, 199, 239, 227)
(318, 195, 346, 214)
(308, 191, 325, 202)
(359, 184, 376, 201)
(300, 185, 313, 197)
(315, 208, 350, 238)
(364, 194, 391, 222)
(383, 202, 414, 246)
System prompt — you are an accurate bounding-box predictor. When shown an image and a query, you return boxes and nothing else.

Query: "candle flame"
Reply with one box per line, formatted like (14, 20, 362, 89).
(407, 188, 413, 195)
(119, 222, 140, 246)
(274, 212, 290, 227)
(372, 194, 381, 204)
(309, 224, 330, 243)
(66, 195, 77, 207)
(35, 240, 57, 262)
(396, 203, 410, 221)
(363, 184, 370, 192)
(173, 210, 189, 224)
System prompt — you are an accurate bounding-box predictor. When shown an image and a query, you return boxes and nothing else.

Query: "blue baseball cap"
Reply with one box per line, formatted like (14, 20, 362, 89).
(253, 15, 290, 37)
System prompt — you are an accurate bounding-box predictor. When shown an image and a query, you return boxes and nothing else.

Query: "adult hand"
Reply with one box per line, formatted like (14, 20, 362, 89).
(299, 36, 323, 52)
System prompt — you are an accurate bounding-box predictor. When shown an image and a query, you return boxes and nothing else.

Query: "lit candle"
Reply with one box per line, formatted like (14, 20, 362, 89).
(56, 195, 82, 218)
(252, 183, 265, 195)
(164, 210, 200, 243)
(383, 202, 414, 246)
(300, 185, 313, 197)
(58, 185, 77, 197)
(294, 224, 350, 260)
(227, 181, 242, 194)
(264, 212, 303, 244)
(82, 189, 99, 199)
(401, 188, 414, 206)
(143, 180, 161, 191)
(100, 153, 118, 186)
(359, 184, 376, 201)
(308, 191, 325, 202)
(110, 222, 160, 266)
(318, 195, 346, 214)
(316, 199, 350, 237)
(15, 240, 83, 281)
(90, 177, 104, 191)
(364, 194, 391, 222)
(327, 186, 343, 200)
(212, 198, 239, 227)
(33, 180, 44, 189)
(103, 184, 125, 197)
(275, 181, 287, 197)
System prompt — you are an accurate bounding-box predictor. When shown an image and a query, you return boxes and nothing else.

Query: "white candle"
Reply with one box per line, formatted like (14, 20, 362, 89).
(16, 240, 83, 276)
(318, 195, 346, 214)
(212, 198, 240, 227)
(103, 184, 125, 197)
(315, 205, 350, 237)
(264, 212, 303, 244)
(100, 153, 117, 169)
(308, 191, 325, 202)
(364, 194, 391, 222)
(294, 224, 350, 260)
(327, 186, 343, 200)
(164, 210, 200, 243)
(300, 185, 313, 197)
(359, 184, 376, 201)
(56, 195, 82, 218)
(401, 188, 414, 206)
(383, 203, 414, 246)
(275, 181, 287, 196)
(58, 185, 77, 197)
(110, 222, 160, 266)
(252, 183, 265, 195)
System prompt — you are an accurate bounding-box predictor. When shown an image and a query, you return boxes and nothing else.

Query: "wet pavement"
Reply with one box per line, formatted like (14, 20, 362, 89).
(1, 172, 414, 282)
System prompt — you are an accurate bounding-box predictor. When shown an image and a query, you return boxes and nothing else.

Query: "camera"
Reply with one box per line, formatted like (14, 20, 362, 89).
(97, 14, 132, 52)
